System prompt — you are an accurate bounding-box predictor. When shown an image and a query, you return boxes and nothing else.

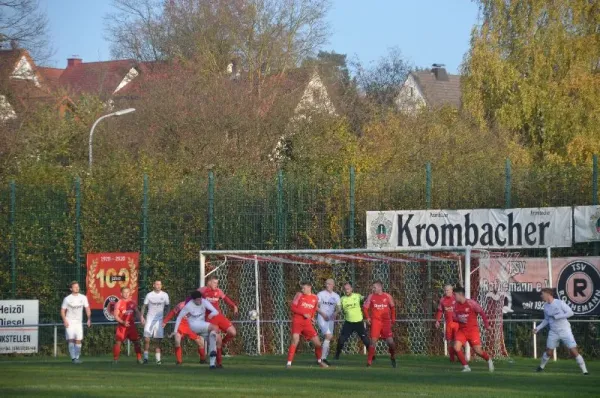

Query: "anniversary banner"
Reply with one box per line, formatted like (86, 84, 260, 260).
(478, 257, 600, 316)
(86, 253, 139, 322)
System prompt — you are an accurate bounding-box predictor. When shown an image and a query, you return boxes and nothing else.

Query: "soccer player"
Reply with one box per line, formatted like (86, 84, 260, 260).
(172, 291, 221, 369)
(534, 288, 588, 375)
(60, 281, 91, 364)
(141, 280, 170, 364)
(286, 281, 328, 368)
(435, 284, 459, 362)
(452, 287, 494, 372)
(163, 300, 208, 364)
(316, 278, 341, 364)
(363, 281, 397, 368)
(113, 286, 145, 364)
(334, 282, 371, 359)
(199, 275, 238, 368)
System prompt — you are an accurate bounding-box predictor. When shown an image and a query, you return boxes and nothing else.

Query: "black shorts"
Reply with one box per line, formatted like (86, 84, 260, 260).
(340, 321, 367, 339)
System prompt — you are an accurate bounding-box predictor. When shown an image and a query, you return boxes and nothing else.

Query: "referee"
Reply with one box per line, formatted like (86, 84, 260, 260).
(334, 281, 371, 359)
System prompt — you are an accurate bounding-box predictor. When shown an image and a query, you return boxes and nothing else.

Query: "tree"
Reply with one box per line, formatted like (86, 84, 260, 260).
(0, 0, 52, 62)
(462, 0, 600, 161)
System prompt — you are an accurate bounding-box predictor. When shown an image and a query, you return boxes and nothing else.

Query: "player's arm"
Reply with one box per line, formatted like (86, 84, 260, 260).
(553, 301, 574, 320)
(60, 297, 69, 328)
(203, 298, 219, 320)
(164, 293, 170, 317)
(290, 292, 308, 317)
(172, 304, 190, 337)
(114, 303, 128, 327)
(84, 297, 91, 327)
(135, 306, 145, 325)
(535, 310, 549, 333)
(141, 293, 149, 318)
(435, 298, 444, 328)
(362, 294, 372, 324)
(162, 305, 179, 327)
(334, 297, 341, 319)
(388, 294, 397, 322)
(317, 298, 329, 320)
(470, 300, 490, 329)
(221, 291, 239, 315)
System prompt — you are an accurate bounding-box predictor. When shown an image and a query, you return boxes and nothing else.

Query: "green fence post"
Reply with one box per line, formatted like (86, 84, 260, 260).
(277, 169, 284, 249)
(425, 163, 432, 209)
(10, 180, 16, 298)
(505, 158, 512, 208)
(208, 171, 215, 250)
(349, 166, 355, 247)
(593, 155, 598, 255)
(142, 174, 149, 291)
(75, 176, 82, 285)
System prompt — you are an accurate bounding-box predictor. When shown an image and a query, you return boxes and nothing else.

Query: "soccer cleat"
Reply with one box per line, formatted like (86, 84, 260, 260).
(391, 358, 397, 368)
(462, 366, 472, 372)
(156, 361, 162, 365)
(73, 359, 83, 364)
(536, 366, 544, 372)
(71, 359, 76, 363)
(175, 362, 182, 366)
(137, 359, 144, 365)
(143, 358, 148, 364)
(112, 360, 119, 365)
(199, 359, 207, 364)
(322, 359, 331, 366)
(366, 363, 372, 368)
(286, 364, 292, 369)
(216, 364, 224, 369)
(319, 361, 329, 368)
(209, 365, 216, 370)
(488, 359, 494, 372)
(584, 372, 589, 375)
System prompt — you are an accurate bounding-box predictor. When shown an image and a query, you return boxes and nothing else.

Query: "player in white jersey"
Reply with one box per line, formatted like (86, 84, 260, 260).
(172, 290, 222, 369)
(60, 281, 91, 364)
(534, 288, 588, 375)
(317, 278, 341, 365)
(141, 280, 170, 364)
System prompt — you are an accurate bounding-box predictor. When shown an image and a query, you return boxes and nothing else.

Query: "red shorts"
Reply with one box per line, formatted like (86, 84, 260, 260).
(209, 314, 233, 332)
(178, 319, 199, 341)
(115, 325, 139, 342)
(291, 319, 317, 340)
(370, 320, 393, 339)
(445, 321, 459, 341)
(455, 328, 481, 346)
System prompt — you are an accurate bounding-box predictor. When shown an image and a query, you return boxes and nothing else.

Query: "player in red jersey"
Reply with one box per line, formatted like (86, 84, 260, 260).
(198, 275, 238, 368)
(113, 287, 145, 364)
(435, 284, 459, 362)
(286, 281, 328, 369)
(363, 281, 397, 368)
(163, 301, 207, 364)
(452, 287, 494, 372)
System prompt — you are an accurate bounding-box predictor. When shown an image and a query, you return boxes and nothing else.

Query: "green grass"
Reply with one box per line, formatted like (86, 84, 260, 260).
(0, 354, 598, 397)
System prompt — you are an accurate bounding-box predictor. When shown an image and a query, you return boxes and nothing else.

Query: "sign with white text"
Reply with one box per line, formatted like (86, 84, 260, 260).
(0, 300, 39, 354)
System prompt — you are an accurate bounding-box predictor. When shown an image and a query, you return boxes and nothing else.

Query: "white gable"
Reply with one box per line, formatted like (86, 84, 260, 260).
(396, 73, 426, 113)
(294, 72, 336, 116)
(113, 67, 139, 94)
(0, 95, 17, 120)
(11, 56, 40, 87)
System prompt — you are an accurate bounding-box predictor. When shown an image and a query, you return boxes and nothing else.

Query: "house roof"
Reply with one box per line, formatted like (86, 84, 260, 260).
(58, 59, 138, 98)
(411, 68, 461, 108)
(38, 67, 64, 88)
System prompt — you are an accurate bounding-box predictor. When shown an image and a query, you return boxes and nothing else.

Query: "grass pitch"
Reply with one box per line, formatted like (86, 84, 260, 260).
(0, 354, 598, 397)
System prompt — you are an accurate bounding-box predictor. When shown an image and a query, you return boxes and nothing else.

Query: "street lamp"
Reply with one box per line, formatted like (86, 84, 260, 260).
(88, 108, 136, 172)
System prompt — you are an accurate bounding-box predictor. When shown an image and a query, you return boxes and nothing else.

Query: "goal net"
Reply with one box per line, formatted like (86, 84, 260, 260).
(200, 249, 513, 358)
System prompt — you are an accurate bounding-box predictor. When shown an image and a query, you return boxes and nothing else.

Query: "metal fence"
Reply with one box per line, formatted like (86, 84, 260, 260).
(5, 319, 599, 360)
(1, 157, 600, 355)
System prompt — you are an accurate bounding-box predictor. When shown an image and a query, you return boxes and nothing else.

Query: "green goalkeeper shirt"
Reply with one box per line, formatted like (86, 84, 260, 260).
(340, 293, 364, 323)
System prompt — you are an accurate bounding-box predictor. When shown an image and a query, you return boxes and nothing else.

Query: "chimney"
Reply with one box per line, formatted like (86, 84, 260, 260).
(431, 63, 448, 81)
(67, 56, 82, 67)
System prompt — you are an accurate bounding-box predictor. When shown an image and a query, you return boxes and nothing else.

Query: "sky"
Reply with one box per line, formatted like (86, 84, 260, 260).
(39, 0, 480, 74)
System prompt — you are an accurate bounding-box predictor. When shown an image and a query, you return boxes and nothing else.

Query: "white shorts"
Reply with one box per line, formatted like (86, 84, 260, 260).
(547, 328, 577, 349)
(188, 320, 211, 336)
(144, 317, 164, 339)
(317, 318, 335, 336)
(65, 323, 83, 340)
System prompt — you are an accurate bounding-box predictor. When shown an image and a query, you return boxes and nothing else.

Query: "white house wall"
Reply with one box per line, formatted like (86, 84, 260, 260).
(396, 73, 426, 113)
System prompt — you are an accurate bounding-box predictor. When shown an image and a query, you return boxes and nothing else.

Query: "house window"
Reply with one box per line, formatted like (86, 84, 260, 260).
(410, 87, 414, 97)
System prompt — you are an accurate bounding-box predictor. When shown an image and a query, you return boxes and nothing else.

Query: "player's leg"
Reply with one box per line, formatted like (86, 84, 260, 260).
(113, 326, 126, 363)
(356, 321, 371, 352)
(195, 335, 207, 363)
(128, 327, 143, 363)
(215, 333, 224, 368)
(446, 322, 458, 362)
(563, 331, 588, 374)
(286, 332, 301, 367)
(309, 334, 328, 368)
(143, 337, 151, 363)
(472, 344, 494, 372)
(212, 315, 235, 366)
(318, 318, 333, 363)
(65, 325, 76, 361)
(538, 331, 559, 371)
(154, 319, 164, 364)
(335, 322, 352, 359)
(154, 338, 162, 364)
(143, 319, 153, 363)
(73, 324, 83, 363)
(367, 321, 382, 366)
(174, 333, 183, 365)
(206, 323, 219, 368)
(453, 330, 470, 371)
(223, 324, 237, 346)
(385, 337, 397, 368)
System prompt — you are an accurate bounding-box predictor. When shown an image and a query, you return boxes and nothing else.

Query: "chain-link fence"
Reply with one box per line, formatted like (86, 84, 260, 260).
(1, 157, 600, 355)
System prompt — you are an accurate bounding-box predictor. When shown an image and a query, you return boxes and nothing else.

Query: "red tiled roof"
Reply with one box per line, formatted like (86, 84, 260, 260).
(38, 67, 64, 87)
(58, 59, 138, 98)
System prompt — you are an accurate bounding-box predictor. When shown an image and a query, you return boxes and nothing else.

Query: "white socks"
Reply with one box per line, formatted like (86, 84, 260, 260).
(155, 352, 161, 362)
(540, 352, 550, 369)
(576, 355, 588, 373)
(322, 340, 330, 360)
(143, 351, 149, 360)
(74, 343, 81, 359)
(68, 342, 75, 359)
(209, 331, 217, 367)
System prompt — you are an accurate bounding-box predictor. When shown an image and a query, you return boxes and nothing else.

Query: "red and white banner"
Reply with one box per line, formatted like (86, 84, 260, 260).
(86, 253, 139, 322)
(479, 257, 600, 316)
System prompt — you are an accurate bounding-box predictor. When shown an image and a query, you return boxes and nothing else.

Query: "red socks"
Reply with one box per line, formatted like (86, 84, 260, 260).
(449, 346, 456, 362)
(478, 351, 490, 361)
(217, 348, 223, 365)
(455, 350, 468, 366)
(287, 345, 297, 363)
(198, 346, 206, 361)
(175, 347, 182, 363)
(315, 346, 322, 360)
(388, 346, 396, 360)
(222, 334, 234, 346)
(134, 344, 142, 360)
(367, 346, 376, 364)
(113, 344, 121, 360)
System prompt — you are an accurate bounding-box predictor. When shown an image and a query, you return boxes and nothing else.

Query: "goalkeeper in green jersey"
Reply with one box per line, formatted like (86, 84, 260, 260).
(334, 282, 371, 359)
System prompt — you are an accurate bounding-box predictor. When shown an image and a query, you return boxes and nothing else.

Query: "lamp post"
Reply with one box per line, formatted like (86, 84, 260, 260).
(88, 108, 136, 172)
